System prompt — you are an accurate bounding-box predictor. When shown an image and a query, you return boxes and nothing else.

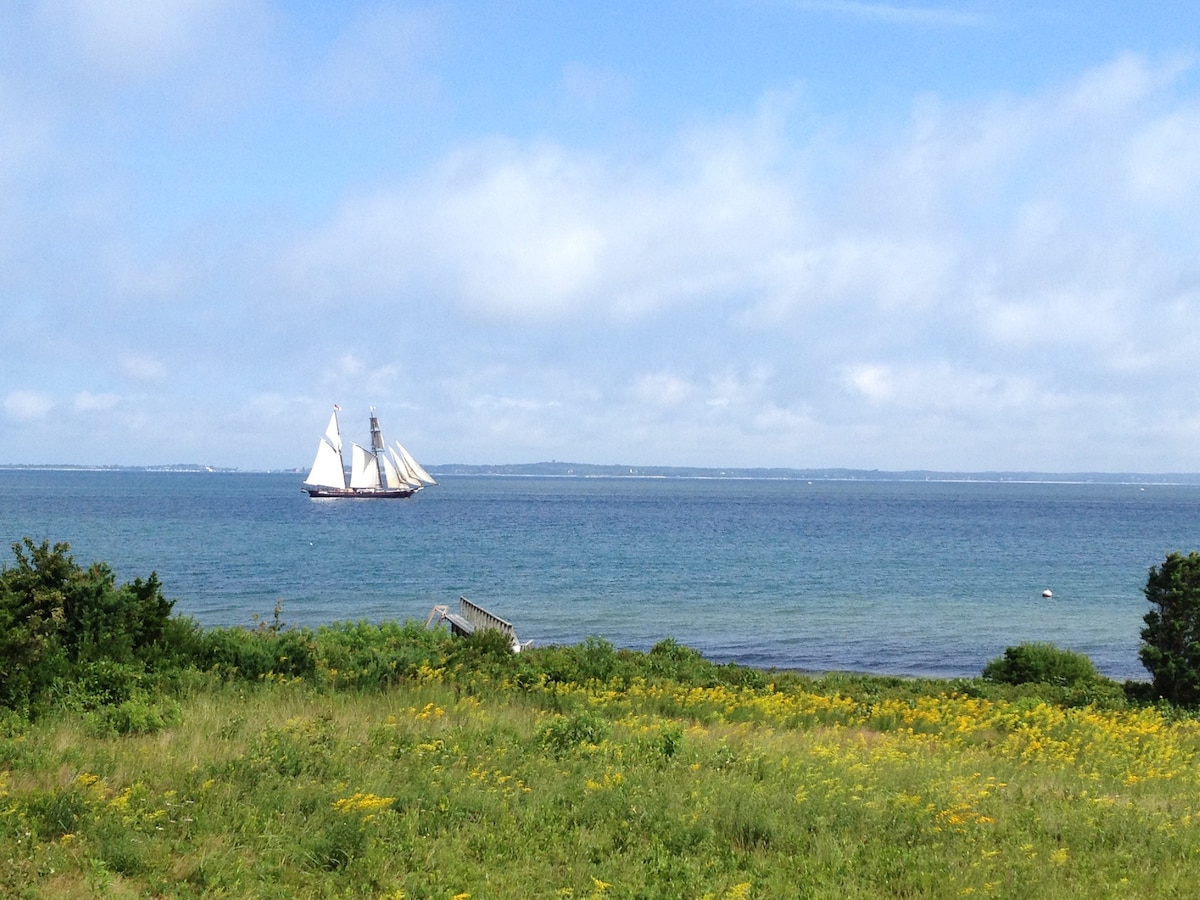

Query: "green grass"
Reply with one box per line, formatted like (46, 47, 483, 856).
(2, 632, 1199, 899)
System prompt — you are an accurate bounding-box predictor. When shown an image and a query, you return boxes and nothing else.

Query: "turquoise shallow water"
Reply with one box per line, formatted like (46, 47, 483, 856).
(3, 469, 1197, 680)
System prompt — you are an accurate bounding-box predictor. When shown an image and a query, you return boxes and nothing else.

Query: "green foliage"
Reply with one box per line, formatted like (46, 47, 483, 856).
(198, 623, 318, 681)
(982, 642, 1102, 688)
(537, 709, 611, 755)
(84, 692, 183, 737)
(646, 637, 716, 682)
(571, 635, 621, 682)
(1141, 551, 1200, 706)
(6, 671, 1200, 897)
(26, 785, 91, 842)
(444, 626, 521, 680)
(305, 815, 367, 871)
(0, 538, 191, 718)
(313, 619, 450, 689)
(532, 636, 625, 687)
(658, 721, 684, 759)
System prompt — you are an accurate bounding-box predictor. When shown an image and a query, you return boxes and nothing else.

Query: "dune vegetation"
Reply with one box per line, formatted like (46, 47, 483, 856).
(4, 539, 1200, 898)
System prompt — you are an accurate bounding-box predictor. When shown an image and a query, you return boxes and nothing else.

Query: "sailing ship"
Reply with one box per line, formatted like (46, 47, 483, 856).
(303, 405, 437, 498)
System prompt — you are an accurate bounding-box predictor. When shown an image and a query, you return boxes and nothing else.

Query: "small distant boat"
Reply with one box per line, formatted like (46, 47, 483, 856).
(303, 405, 437, 499)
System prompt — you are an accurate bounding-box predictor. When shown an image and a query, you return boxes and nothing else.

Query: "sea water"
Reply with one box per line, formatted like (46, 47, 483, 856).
(3, 469, 1198, 681)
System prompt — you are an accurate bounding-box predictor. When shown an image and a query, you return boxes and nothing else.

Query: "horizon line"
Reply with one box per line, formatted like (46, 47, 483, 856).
(3, 461, 1200, 482)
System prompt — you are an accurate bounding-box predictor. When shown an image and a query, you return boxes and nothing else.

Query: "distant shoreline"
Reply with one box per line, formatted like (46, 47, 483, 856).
(4, 461, 1200, 485)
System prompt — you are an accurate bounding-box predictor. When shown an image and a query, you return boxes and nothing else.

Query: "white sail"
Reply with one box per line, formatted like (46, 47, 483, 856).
(303, 405, 433, 498)
(394, 441, 437, 485)
(349, 443, 380, 489)
(380, 449, 406, 489)
(389, 447, 423, 488)
(304, 438, 346, 488)
(323, 409, 343, 453)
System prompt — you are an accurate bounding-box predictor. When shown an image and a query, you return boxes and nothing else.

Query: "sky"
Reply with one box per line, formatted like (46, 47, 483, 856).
(3, 1, 1200, 472)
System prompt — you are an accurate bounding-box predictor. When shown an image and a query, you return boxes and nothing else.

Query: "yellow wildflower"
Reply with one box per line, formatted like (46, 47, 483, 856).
(333, 792, 396, 819)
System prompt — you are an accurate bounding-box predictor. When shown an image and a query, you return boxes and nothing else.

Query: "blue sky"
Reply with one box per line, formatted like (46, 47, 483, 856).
(3, 1, 1200, 471)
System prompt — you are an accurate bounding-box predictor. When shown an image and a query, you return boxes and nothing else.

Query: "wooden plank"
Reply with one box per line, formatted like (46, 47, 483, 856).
(442, 613, 474, 637)
(459, 596, 515, 636)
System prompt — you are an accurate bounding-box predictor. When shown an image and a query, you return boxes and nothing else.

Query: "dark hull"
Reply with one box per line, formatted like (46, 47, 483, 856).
(304, 486, 418, 499)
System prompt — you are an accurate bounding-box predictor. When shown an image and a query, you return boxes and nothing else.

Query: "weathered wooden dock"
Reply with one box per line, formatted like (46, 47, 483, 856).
(427, 596, 528, 651)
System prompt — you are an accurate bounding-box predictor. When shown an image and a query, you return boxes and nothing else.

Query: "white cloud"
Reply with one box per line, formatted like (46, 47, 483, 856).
(106, 252, 191, 303)
(284, 111, 803, 325)
(789, 1, 987, 27)
(434, 144, 609, 318)
(27, 0, 273, 127)
(561, 63, 635, 115)
(40, 0, 242, 80)
(334, 353, 366, 379)
(0, 83, 52, 193)
(1057, 51, 1189, 122)
(6, 0, 1200, 475)
(4, 390, 54, 420)
(266, 49, 1200, 471)
(308, 5, 441, 109)
(631, 373, 694, 409)
(284, 51, 1198, 362)
(467, 394, 557, 413)
(704, 368, 773, 412)
(74, 391, 119, 412)
(1126, 108, 1200, 205)
(119, 354, 167, 381)
(843, 363, 894, 402)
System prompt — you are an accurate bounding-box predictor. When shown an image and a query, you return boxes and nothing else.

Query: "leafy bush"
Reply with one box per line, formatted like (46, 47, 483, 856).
(305, 815, 367, 871)
(982, 642, 1101, 687)
(84, 692, 183, 736)
(313, 619, 450, 688)
(198, 624, 317, 681)
(571, 635, 621, 682)
(646, 638, 716, 682)
(445, 626, 521, 676)
(658, 722, 684, 759)
(0, 539, 193, 718)
(26, 785, 91, 842)
(537, 709, 611, 755)
(1141, 551, 1200, 706)
(532, 636, 637, 688)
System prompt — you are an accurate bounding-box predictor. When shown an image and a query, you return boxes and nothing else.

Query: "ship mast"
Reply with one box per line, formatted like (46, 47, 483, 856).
(369, 407, 387, 488)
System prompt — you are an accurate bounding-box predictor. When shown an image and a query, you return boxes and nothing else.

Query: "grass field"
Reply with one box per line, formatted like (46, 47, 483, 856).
(2, 624, 1198, 899)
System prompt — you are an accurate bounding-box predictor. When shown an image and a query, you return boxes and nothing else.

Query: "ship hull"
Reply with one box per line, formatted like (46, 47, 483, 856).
(303, 486, 418, 499)
(303, 407, 433, 499)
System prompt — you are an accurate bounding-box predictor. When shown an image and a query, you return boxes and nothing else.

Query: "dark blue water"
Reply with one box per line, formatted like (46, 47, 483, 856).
(3, 469, 1197, 680)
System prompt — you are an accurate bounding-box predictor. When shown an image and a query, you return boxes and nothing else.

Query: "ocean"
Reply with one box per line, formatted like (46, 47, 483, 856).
(3, 469, 1197, 681)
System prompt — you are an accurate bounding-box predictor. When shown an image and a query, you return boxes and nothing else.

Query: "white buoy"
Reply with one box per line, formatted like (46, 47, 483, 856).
(1042, 589, 1053, 598)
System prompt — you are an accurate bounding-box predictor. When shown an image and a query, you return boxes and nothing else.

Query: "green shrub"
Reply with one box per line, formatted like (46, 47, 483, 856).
(1141, 551, 1200, 706)
(0, 539, 187, 718)
(534, 636, 631, 686)
(84, 692, 183, 736)
(445, 626, 519, 674)
(646, 638, 715, 682)
(26, 789, 88, 842)
(198, 624, 317, 681)
(537, 710, 611, 755)
(659, 722, 684, 759)
(313, 619, 450, 688)
(306, 815, 367, 871)
(982, 642, 1101, 687)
